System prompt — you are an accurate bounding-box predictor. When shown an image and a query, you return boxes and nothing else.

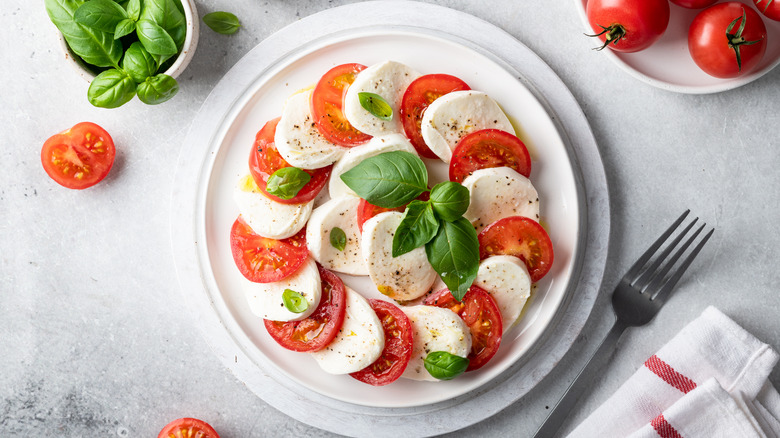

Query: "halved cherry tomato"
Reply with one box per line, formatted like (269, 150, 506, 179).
(311, 63, 372, 147)
(586, 0, 670, 52)
(670, 0, 717, 9)
(350, 299, 413, 386)
(158, 417, 219, 438)
(229, 216, 308, 283)
(400, 74, 471, 159)
(356, 191, 431, 232)
(755, 0, 780, 21)
(41, 122, 115, 190)
(264, 265, 347, 352)
(449, 129, 531, 183)
(249, 117, 331, 204)
(478, 216, 554, 283)
(424, 286, 502, 371)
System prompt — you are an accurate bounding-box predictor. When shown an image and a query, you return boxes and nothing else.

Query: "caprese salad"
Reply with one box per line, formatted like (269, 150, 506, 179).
(229, 60, 554, 386)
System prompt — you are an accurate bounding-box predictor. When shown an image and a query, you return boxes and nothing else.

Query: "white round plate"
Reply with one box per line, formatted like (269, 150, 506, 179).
(171, 2, 609, 436)
(575, 0, 780, 94)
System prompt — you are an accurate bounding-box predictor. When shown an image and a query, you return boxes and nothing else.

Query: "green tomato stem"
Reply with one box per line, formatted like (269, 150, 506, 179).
(586, 24, 627, 51)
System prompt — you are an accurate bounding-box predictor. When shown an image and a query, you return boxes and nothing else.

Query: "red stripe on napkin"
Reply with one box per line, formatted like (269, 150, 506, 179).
(651, 414, 683, 438)
(644, 355, 697, 394)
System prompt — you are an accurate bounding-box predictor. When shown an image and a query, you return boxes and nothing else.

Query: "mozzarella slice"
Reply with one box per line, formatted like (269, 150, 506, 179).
(306, 196, 368, 276)
(243, 257, 321, 322)
(474, 255, 531, 332)
(362, 212, 437, 302)
(343, 60, 420, 136)
(462, 167, 540, 233)
(329, 134, 418, 199)
(420, 90, 514, 163)
(310, 287, 384, 374)
(401, 306, 472, 381)
(275, 89, 348, 169)
(233, 174, 313, 239)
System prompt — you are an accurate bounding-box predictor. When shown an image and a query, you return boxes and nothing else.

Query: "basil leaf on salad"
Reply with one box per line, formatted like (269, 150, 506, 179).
(136, 19, 178, 55)
(423, 351, 469, 380)
(282, 289, 308, 314)
(392, 200, 439, 257)
(358, 92, 393, 121)
(340, 151, 428, 209)
(113, 18, 136, 39)
(265, 167, 311, 200)
(425, 217, 480, 301)
(74, 0, 129, 33)
(136, 74, 179, 105)
(330, 227, 347, 252)
(87, 68, 137, 108)
(430, 181, 470, 222)
(203, 11, 242, 35)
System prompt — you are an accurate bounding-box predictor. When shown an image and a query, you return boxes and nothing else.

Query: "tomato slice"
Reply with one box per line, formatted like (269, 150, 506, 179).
(41, 122, 115, 190)
(264, 265, 347, 352)
(311, 63, 372, 147)
(350, 299, 413, 386)
(229, 216, 308, 283)
(158, 417, 219, 438)
(249, 117, 331, 204)
(478, 216, 554, 283)
(356, 191, 431, 232)
(449, 129, 532, 183)
(424, 286, 503, 371)
(400, 74, 471, 159)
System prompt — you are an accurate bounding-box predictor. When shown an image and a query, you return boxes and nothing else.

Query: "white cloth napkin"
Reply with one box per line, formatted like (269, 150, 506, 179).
(568, 306, 780, 438)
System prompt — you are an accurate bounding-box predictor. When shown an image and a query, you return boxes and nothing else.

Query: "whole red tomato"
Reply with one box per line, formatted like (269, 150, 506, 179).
(689, 2, 768, 78)
(670, 0, 718, 8)
(754, 0, 780, 21)
(586, 0, 670, 52)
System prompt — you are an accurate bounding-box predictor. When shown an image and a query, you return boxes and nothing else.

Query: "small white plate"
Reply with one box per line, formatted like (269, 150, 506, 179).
(575, 0, 780, 93)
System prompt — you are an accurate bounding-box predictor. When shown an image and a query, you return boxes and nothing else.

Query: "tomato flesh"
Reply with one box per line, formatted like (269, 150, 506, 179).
(449, 129, 531, 183)
(400, 74, 470, 159)
(424, 286, 502, 371)
(229, 216, 308, 283)
(350, 299, 413, 386)
(41, 122, 115, 189)
(357, 191, 431, 232)
(478, 216, 554, 283)
(586, 0, 670, 52)
(158, 418, 220, 438)
(311, 63, 372, 147)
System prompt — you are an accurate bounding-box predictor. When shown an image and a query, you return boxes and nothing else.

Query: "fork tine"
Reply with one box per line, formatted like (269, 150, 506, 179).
(632, 217, 697, 291)
(624, 210, 690, 282)
(651, 227, 714, 303)
(642, 222, 705, 293)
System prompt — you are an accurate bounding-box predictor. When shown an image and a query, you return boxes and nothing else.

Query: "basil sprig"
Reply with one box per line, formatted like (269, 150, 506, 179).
(330, 227, 347, 251)
(430, 181, 470, 222)
(266, 167, 311, 200)
(340, 151, 427, 209)
(424, 351, 469, 380)
(203, 11, 241, 35)
(425, 218, 480, 300)
(282, 289, 308, 314)
(358, 92, 393, 121)
(392, 201, 439, 257)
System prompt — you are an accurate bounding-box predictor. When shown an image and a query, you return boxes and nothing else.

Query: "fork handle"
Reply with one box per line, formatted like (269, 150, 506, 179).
(533, 318, 628, 438)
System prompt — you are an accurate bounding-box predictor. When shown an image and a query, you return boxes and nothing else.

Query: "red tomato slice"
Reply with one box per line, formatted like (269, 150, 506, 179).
(400, 74, 471, 159)
(350, 299, 413, 386)
(449, 129, 532, 183)
(311, 63, 372, 147)
(264, 265, 347, 352)
(229, 216, 308, 283)
(424, 286, 503, 371)
(249, 117, 331, 204)
(478, 216, 554, 283)
(158, 417, 219, 438)
(356, 191, 431, 232)
(41, 122, 115, 190)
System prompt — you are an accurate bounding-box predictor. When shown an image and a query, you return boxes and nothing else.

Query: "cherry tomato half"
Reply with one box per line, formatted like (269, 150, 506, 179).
(41, 122, 115, 190)
(356, 191, 431, 232)
(400, 74, 471, 159)
(311, 63, 372, 147)
(350, 299, 413, 386)
(424, 286, 503, 371)
(229, 216, 308, 283)
(586, 0, 670, 52)
(158, 417, 220, 438)
(478, 216, 554, 283)
(264, 265, 347, 352)
(754, 0, 780, 21)
(449, 129, 531, 183)
(670, 0, 717, 9)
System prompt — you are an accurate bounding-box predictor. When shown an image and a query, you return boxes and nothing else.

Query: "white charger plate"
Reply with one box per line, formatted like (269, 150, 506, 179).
(575, 0, 780, 93)
(171, 2, 610, 436)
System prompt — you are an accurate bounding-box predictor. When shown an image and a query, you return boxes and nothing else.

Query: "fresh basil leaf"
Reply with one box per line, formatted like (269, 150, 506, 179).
(45, 0, 123, 68)
(140, 0, 186, 49)
(358, 92, 393, 121)
(282, 289, 309, 314)
(423, 351, 469, 380)
(74, 0, 128, 32)
(121, 42, 156, 82)
(87, 68, 136, 108)
(203, 11, 241, 35)
(113, 18, 135, 39)
(340, 151, 428, 209)
(265, 167, 311, 200)
(425, 217, 479, 301)
(136, 19, 177, 55)
(430, 181, 470, 222)
(125, 0, 140, 21)
(330, 227, 347, 252)
(136, 74, 178, 105)
(392, 200, 439, 257)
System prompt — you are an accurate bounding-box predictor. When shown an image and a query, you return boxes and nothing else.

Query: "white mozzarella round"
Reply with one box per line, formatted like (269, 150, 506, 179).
(329, 134, 418, 199)
(462, 167, 540, 233)
(474, 255, 531, 332)
(401, 305, 472, 381)
(361, 212, 438, 302)
(306, 196, 368, 276)
(310, 287, 385, 374)
(233, 174, 313, 239)
(244, 257, 321, 322)
(275, 89, 348, 169)
(343, 60, 420, 136)
(420, 90, 514, 163)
